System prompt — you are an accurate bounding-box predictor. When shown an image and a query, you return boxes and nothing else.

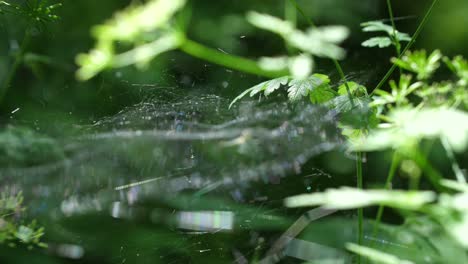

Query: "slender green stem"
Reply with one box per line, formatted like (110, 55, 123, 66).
(356, 151, 363, 264)
(371, 0, 439, 96)
(371, 152, 400, 239)
(179, 38, 288, 78)
(386, 0, 402, 76)
(0, 28, 31, 105)
(409, 148, 444, 192)
(441, 137, 466, 183)
(289, 0, 354, 106)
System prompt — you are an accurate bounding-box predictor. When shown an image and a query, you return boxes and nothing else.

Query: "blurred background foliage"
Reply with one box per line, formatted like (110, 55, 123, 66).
(1, 0, 467, 126)
(0, 0, 467, 262)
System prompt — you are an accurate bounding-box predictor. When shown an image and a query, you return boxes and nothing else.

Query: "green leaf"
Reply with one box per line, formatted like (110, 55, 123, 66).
(444, 56, 468, 86)
(76, 0, 186, 80)
(289, 26, 349, 59)
(337, 82, 367, 97)
(361, 21, 411, 49)
(361, 21, 395, 34)
(246, 11, 294, 36)
(309, 83, 336, 104)
(247, 12, 349, 60)
(352, 107, 468, 152)
(228, 76, 290, 109)
(285, 187, 436, 210)
(362, 37, 392, 48)
(392, 50, 442, 80)
(347, 243, 415, 264)
(288, 74, 330, 101)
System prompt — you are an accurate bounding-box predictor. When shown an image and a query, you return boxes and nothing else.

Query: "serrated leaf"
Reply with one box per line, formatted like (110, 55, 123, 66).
(362, 37, 392, 48)
(361, 21, 395, 34)
(392, 50, 442, 80)
(229, 76, 289, 109)
(288, 74, 329, 102)
(309, 83, 336, 104)
(337, 82, 368, 97)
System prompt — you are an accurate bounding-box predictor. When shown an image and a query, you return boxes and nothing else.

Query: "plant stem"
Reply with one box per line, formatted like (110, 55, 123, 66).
(178, 38, 288, 78)
(371, 152, 400, 240)
(0, 28, 31, 105)
(386, 0, 402, 76)
(371, 0, 439, 96)
(409, 148, 444, 192)
(441, 137, 466, 183)
(356, 151, 363, 264)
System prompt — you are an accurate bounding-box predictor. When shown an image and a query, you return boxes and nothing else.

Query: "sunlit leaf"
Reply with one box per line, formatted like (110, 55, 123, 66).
(288, 74, 330, 101)
(362, 37, 392, 48)
(346, 243, 414, 264)
(361, 21, 411, 49)
(444, 55, 468, 86)
(247, 12, 349, 60)
(246, 11, 294, 36)
(228, 76, 290, 108)
(285, 187, 435, 210)
(76, 0, 186, 80)
(392, 50, 442, 80)
(309, 83, 336, 104)
(352, 107, 468, 152)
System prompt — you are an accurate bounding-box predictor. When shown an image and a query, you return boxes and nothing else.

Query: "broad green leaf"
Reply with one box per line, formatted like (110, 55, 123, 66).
(337, 82, 367, 97)
(392, 50, 442, 80)
(285, 187, 435, 210)
(347, 244, 414, 264)
(288, 74, 329, 101)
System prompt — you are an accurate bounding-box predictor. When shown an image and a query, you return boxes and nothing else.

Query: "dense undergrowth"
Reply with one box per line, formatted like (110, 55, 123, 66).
(1, 0, 468, 263)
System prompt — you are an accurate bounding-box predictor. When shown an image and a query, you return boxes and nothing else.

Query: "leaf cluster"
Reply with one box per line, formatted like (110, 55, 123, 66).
(0, 191, 47, 249)
(361, 21, 410, 49)
(76, 0, 187, 80)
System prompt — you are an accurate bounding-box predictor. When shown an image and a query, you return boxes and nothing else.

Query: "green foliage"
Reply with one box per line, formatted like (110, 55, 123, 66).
(372, 74, 423, 108)
(352, 107, 468, 153)
(0, 191, 46, 249)
(392, 49, 442, 80)
(444, 55, 468, 86)
(0, 0, 61, 28)
(346, 243, 414, 264)
(361, 21, 411, 48)
(229, 74, 330, 108)
(76, 0, 186, 80)
(247, 12, 349, 60)
(0, 126, 64, 167)
(286, 183, 468, 251)
(285, 187, 435, 210)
